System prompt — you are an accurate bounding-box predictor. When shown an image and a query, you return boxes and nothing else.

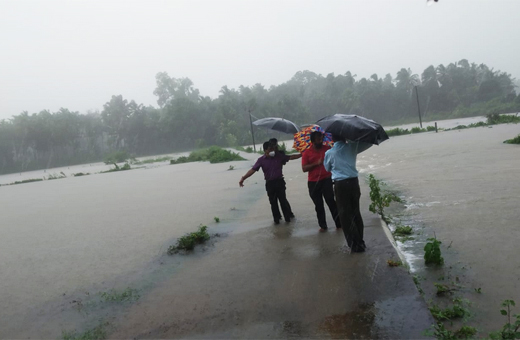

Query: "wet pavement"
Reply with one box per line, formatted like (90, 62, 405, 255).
(108, 161, 434, 339)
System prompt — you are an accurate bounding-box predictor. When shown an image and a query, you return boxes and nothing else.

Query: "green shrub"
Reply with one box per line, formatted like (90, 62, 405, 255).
(504, 134, 520, 144)
(167, 225, 210, 254)
(487, 113, 520, 125)
(170, 146, 245, 164)
(424, 237, 444, 265)
(411, 127, 427, 133)
(394, 225, 413, 236)
(426, 125, 436, 131)
(11, 178, 43, 185)
(368, 174, 402, 221)
(386, 127, 411, 137)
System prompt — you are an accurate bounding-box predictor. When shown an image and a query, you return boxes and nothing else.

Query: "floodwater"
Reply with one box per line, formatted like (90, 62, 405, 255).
(0, 154, 266, 338)
(360, 118, 520, 333)
(1, 115, 518, 337)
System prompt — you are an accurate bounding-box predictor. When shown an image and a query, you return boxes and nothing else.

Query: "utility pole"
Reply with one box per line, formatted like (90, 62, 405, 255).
(415, 85, 423, 128)
(248, 108, 256, 153)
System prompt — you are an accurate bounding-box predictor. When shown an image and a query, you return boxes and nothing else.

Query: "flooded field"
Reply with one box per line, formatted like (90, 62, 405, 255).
(1, 116, 518, 337)
(360, 119, 520, 333)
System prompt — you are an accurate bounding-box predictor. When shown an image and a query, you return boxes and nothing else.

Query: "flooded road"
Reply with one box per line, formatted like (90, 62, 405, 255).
(361, 119, 520, 333)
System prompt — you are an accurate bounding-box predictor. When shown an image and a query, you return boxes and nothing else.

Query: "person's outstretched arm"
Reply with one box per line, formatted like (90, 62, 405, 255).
(239, 169, 257, 187)
(289, 153, 302, 160)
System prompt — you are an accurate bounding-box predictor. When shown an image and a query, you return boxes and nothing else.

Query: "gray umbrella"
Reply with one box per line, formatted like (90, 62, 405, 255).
(316, 114, 389, 145)
(253, 117, 300, 134)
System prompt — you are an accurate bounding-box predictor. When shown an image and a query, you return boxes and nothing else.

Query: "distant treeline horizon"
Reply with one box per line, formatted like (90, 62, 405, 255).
(2, 58, 520, 175)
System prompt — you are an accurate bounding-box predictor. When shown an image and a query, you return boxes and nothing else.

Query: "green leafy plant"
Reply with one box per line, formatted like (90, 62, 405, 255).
(102, 163, 131, 173)
(424, 237, 444, 265)
(475, 287, 482, 294)
(368, 174, 402, 222)
(167, 225, 210, 254)
(393, 225, 413, 236)
(429, 298, 470, 321)
(170, 146, 245, 164)
(430, 323, 477, 340)
(435, 283, 454, 295)
(489, 300, 520, 339)
(228, 165, 235, 171)
(214, 217, 220, 223)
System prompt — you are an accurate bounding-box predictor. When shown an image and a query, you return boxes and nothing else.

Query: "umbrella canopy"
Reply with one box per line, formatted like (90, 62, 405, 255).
(293, 125, 333, 153)
(316, 114, 389, 145)
(253, 117, 300, 134)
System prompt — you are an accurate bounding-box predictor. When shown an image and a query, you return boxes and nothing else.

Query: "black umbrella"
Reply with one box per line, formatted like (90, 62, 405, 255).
(252, 117, 300, 134)
(316, 114, 389, 145)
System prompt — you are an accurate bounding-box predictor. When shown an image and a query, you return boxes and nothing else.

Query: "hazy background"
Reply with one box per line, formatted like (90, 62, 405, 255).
(1, 0, 519, 121)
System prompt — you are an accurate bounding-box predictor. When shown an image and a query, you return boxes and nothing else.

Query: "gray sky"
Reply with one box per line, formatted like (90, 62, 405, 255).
(1, 0, 519, 121)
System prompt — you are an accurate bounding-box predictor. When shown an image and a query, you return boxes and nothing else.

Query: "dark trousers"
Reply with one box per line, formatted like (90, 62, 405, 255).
(334, 177, 365, 250)
(308, 177, 341, 229)
(265, 178, 292, 222)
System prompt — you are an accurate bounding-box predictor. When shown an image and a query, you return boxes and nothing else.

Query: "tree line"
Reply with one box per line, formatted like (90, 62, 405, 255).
(1, 59, 519, 175)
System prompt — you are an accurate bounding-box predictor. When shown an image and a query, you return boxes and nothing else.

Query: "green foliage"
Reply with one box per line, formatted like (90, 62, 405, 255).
(427, 125, 437, 131)
(489, 300, 520, 340)
(430, 323, 477, 340)
(368, 174, 402, 220)
(100, 287, 140, 303)
(424, 237, 444, 265)
(11, 178, 43, 185)
(167, 225, 210, 254)
(103, 150, 132, 164)
(171, 146, 245, 164)
(62, 321, 109, 340)
(386, 127, 411, 137)
(394, 225, 413, 236)
(434, 283, 454, 295)
(429, 298, 470, 321)
(228, 165, 235, 171)
(277, 143, 298, 155)
(487, 113, 520, 125)
(214, 217, 220, 223)
(504, 135, 520, 144)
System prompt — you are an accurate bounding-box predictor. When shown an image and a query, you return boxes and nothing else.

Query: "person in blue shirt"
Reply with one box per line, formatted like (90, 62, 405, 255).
(324, 134, 371, 253)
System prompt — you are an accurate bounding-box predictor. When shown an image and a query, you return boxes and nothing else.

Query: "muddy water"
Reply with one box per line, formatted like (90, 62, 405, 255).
(360, 120, 520, 332)
(0, 153, 265, 338)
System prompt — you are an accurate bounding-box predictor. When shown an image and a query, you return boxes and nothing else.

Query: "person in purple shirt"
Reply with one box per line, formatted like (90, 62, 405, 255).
(239, 141, 301, 224)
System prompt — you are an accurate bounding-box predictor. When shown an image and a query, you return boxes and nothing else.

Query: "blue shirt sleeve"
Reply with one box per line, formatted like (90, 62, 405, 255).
(323, 149, 333, 172)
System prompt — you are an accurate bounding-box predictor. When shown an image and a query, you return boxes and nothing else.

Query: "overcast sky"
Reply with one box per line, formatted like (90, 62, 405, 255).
(1, 0, 519, 121)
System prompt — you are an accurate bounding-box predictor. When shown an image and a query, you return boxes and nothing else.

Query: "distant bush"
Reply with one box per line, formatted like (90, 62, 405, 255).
(411, 127, 427, 134)
(170, 146, 245, 164)
(487, 113, 520, 125)
(504, 134, 520, 144)
(426, 125, 436, 131)
(452, 125, 468, 130)
(102, 163, 131, 173)
(386, 128, 411, 137)
(103, 150, 133, 164)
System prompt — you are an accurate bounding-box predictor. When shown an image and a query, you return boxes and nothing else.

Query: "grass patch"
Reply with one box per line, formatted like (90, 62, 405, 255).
(167, 225, 210, 254)
(10, 178, 43, 185)
(504, 134, 520, 144)
(434, 283, 455, 295)
(100, 287, 140, 303)
(171, 146, 245, 164)
(62, 321, 109, 340)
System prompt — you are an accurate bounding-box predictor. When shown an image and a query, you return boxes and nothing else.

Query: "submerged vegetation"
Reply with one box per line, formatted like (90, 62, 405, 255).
(504, 134, 520, 144)
(170, 146, 245, 164)
(100, 288, 140, 303)
(101, 163, 131, 173)
(167, 225, 210, 254)
(62, 321, 109, 340)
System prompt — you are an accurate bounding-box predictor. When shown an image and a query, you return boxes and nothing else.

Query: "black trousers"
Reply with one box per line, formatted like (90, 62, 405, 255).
(265, 178, 292, 222)
(308, 177, 341, 229)
(334, 177, 365, 250)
